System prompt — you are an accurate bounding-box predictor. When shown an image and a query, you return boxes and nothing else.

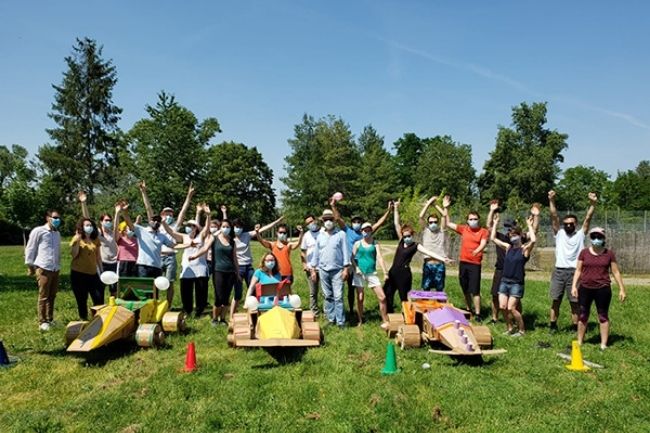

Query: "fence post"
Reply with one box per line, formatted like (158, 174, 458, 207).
(645, 211, 647, 233)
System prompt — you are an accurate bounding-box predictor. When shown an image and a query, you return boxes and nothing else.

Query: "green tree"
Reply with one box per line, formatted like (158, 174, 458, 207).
(611, 161, 650, 210)
(393, 133, 425, 189)
(414, 135, 476, 205)
(0, 144, 41, 228)
(555, 165, 612, 210)
(200, 142, 276, 227)
(282, 114, 361, 221)
(129, 91, 221, 211)
(38, 37, 124, 210)
(478, 102, 568, 206)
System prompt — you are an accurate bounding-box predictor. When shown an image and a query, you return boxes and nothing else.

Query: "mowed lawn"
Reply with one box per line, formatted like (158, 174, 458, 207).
(1, 242, 649, 433)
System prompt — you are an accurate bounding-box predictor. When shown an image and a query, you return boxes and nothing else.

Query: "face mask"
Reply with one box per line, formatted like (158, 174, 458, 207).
(83, 225, 94, 235)
(278, 233, 288, 242)
(509, 236, 521, 244)
(403, 236, 414, 245)
(50, 217, 61, 229)
(164, 215, 174, 225)
(126, 230, 135, 238)
(221, 227, 231, 236)
(429, 222, 439, 231)
(185, 226, 193, 234)
(352, 223, 361, 231)
(468, 220, 479, 229)
(102, 221, 113, 230)
(324, 220, 334, 230)
(264, 260, 276, 269)
(234, 227, 243, 236)
(591, 238, 604, 247)
(564, 223, 576, 234)
(210, 227, 218, 234)
(362, 231, 371, 238)
(308, 223, 319, 232)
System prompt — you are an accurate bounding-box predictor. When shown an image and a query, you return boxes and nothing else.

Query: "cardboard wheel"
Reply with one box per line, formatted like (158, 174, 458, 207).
(161, 311, 186, 333)
(397, 324, 421, 349)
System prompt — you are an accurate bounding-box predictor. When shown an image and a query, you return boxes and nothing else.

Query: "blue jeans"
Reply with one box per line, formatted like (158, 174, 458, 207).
(319, 268, 345, 325)
(234, 264, 254, 300)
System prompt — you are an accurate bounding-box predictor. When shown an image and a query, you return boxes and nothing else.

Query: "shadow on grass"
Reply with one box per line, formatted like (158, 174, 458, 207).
(585, 333, 628, 346)
(0, 274, 72, 292)
(249, 347, 308, 368)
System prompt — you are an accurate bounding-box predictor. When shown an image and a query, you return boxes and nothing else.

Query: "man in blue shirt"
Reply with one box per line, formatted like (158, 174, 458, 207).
(309, 209, 350, 327)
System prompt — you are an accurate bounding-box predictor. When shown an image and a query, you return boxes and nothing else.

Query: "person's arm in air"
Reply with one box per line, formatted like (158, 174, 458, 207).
(486, 200, 499, 230)
(522, 215, 537, 258)
(442, 195, 458, 232)
(419, 196, 437, 229)
(490, 213, 510, 251)
(393, 200, 402, 241)
(372, 201, 393, 233)
(548, 190, 559, 235)
(530, 202, 541, 233)
(113, 202, 122, 239)
(199, 204, 211, 240)
(255, 215, 285, 238)
(331, 198, 346, 230)
(582, 192, 598, 234)
(255, 224, 273, 249)
(138, 180, 154, 221)
(175, 183, 195, 227)
(78, 191, 90, 219)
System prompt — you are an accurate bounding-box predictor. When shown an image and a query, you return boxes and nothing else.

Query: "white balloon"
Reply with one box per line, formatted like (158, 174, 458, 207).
(100, 271, 119, 285)
(244, 296, 259, 310)
(288, 294, 301, 309)
(154, 276, 170, 291)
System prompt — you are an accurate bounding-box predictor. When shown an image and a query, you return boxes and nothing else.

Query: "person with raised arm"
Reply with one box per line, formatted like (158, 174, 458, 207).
(570, 227, 626, 350)
(418, 195, 449, 292)
(25, 209, 62, 331)
(547, 191, 597, 333)
(115, 201, 138, 278)
(384, 201, 452, 314)
(443, 195, 489, 322)
(331, 199, 392, 320)
(256, 221, 304, 283)
(69, 216, 103, 320)
(490, 213, 536, 336)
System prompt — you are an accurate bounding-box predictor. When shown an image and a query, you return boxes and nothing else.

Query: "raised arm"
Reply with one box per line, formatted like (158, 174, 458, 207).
(78, 191, 90, 219)
(220, 205, 228, 221)
(548, 190, 559, 235)
(582, 192, 597, 234)
(194, 202, 203, 228)
(122, 209, 135, 231)
(522, 216, 537, 257)
(372, 201, 393, 232)
(199, 204, 211, 239)
(290, 225, 305, 250)
(161, 218, 184, 243)
(490, 213, 510, 250)
(393, 200, 402, 241)
(434, 203, 447, 230)
(418, 196, 437, 229)
(176, 183, 195, 227)
(530, 202, 541, 233)
(139, 180, 154, 221)
(112, 201, 123, 239)
(256, 215, 284, 236)
(486, 200, 499, 230)
(255, 225, 273, 249)
(442, 195, 458, 232)
(330, 198, 346, 229)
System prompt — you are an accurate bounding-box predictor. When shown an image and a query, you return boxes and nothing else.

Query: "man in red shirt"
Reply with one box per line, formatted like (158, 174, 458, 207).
(443, 196, 489, 321)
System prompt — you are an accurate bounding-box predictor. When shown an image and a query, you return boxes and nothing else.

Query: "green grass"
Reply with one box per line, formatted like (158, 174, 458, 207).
(1, 243, 649, 433)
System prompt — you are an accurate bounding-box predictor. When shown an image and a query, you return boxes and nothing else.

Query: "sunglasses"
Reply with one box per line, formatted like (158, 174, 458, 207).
(468, 218, 479, 221)
(590, 234, 605, 240)
(277, 231, 287, 235)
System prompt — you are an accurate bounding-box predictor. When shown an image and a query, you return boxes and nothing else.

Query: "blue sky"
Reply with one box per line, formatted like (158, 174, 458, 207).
(1, 1, 648, 195)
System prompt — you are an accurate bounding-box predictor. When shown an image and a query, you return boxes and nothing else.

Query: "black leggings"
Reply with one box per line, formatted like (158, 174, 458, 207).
(180, 277, 209, 315)
(213, 271, 237, 307)
(383, 267, 412, 313)
(578, 286, 612, 324)
(70, 270, 104, 320)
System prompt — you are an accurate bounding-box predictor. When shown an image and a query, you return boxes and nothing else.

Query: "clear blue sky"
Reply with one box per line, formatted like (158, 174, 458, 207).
(1, 1, 649, 195)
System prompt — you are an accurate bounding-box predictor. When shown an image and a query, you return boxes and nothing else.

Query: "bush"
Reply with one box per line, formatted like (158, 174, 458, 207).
(0, 219, 27, 245)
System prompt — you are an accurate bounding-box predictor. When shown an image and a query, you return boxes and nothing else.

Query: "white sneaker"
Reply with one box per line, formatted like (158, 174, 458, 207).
(39, 322, 51, 332)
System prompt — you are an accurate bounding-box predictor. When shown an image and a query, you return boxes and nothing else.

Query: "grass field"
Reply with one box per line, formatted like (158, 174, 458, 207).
(1, 243, 649, 433)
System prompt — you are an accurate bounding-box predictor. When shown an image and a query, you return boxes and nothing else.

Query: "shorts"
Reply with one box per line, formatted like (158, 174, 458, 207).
(550, 267, 577, 302)
(161, 254, 177, 281)
(137, 264, 162, 278)
(459, 262, 481, 296)
(491, 268, 503, 297)
(498, 279, 524, 298)
(352, 272, 381, 288)
(422, 262, 446, 291)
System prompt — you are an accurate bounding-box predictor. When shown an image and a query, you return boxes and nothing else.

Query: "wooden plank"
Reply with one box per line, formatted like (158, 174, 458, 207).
(234, 338, 320, 348)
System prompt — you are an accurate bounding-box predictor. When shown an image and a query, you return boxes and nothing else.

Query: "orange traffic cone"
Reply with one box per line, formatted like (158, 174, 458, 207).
(184, 342, 197, 372)
(565, 340, 590, 372)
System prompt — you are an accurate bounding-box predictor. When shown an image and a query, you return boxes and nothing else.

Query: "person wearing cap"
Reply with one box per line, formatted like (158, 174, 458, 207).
(309, 209, 351, 327)
(78, 191, 120, 296)
(548, 191, 597, 332)
(418, 195, 449, 292)
(443, 195, 489, 321)
(330, 198, 392, 321)
(25, 209, 62, 331)
(490, 213, 537, 336)
(301, 214, 322, 316)
(571, 227, 626, 350)
(162, 204, 211, 316)
(486, 200, 541, 323)
(115, 202, 138, 278)
(256, 221, 304, 284)
(351, 222, 390, 327)
(385, 201, 452, 313)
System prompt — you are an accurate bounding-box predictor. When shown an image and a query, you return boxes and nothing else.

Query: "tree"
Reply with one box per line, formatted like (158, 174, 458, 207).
(414, 135, 476, 205)
(281, 114, 361, 221)
(200, 142, 276, 227)
(478, 102, 568, 206)
(38, 37, 124, 210)
(393, 133, 425, 189)
(0, 144, 41, 229)
(555, 165, 612, 210)
(129, 91, 221, 211)
(611, 161, 650, 210)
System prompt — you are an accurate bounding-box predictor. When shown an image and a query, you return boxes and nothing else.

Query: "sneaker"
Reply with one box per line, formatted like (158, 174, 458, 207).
(211, 319, 219, 328)
(473, 315, 483, 323)
(380, 322, 389, 330)
(502, 329, 514, 335)
(39, 322, 51, 332)
(600, 344, 607, 351)
(510, 331, 524, 337)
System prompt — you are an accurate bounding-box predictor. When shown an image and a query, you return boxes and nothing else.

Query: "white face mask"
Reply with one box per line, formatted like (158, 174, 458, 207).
(83, 225, 93, 235)
(324, 220, 335, 230)
(209, 227, 218, 234)
(308, 223, 319, 232)
(468, 220, 479, 229)
(278, 233, 288, 242)
(185, 226, 193, 234)
(352, 223, 361, 231)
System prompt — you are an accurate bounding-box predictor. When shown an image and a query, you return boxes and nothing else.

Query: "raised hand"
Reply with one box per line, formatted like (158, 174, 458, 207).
(188, 182, 195, 196)
(203, 203, 211, 213)
(548, 190, 556, 201)
(393, 200, 401, 209)
(442, 195, 451, 208)
(493, 213, 500, 223)
(254, 224, 261, 232)
(489, 199, 499, 211)
(77, 191, 87, 203)
(588, 192, 598, 205)
(526, 215, 534, 226)
(530, 203, 541, 216)
(220, 205, 227, 214)
(388, 201, 394, 210)
(295, 225, 303, 233)
(429, 195, 438, 204)
(138, 180, 147, 192)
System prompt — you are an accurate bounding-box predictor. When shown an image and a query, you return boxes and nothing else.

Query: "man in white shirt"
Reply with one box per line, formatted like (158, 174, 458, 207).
(300, 214, 321, 316)
(24, 210, 62, 331)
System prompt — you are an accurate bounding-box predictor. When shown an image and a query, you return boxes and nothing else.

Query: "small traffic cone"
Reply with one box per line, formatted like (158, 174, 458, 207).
(565, 340, 590, 372)
(381, 342, 399, 375)
(0, 340, 9, 365)
(183, 342, 197, 373)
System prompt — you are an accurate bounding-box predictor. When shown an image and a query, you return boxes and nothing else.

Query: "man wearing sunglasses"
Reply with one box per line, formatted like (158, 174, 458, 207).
(548, 190, 597, 333)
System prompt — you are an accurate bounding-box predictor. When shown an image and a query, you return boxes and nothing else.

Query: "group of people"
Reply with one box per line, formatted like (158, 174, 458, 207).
(24, 186, 626, 349)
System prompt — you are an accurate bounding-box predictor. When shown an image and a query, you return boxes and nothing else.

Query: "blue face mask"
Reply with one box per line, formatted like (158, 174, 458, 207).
(403, 236, 414, 245)
(234, 227, 243, 236)
(50, 217, 61, 229)
(102, 221, 113, 230)
(264, 260, 276, 269)
(308, 223, 319, 232)
(185, 226, 193, 234)
(591, 238, 604, 247)
(83, 225, 94, 235)
(468, 220, 479, 229)
(429, 222, 439, 231)
(278, 233, 288, 242)
(509, 236, 521, 244)
(362, 231, 371, 238)
(165, 215, 174, 225)
(126, 230, 135, 238)
(221, 227, 231, 236)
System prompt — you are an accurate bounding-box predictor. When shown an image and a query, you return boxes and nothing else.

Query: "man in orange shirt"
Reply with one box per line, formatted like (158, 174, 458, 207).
(443, 195, 489, 321)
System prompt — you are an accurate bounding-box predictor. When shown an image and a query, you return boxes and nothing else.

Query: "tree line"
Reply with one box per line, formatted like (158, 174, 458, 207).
(1, 37, 648, 243)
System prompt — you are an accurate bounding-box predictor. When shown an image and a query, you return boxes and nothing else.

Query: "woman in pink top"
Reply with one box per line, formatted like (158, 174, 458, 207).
(115, 202, 139, 277)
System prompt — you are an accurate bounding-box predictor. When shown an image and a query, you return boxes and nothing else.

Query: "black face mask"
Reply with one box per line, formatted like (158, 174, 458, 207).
(564, 223, 576, 234)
